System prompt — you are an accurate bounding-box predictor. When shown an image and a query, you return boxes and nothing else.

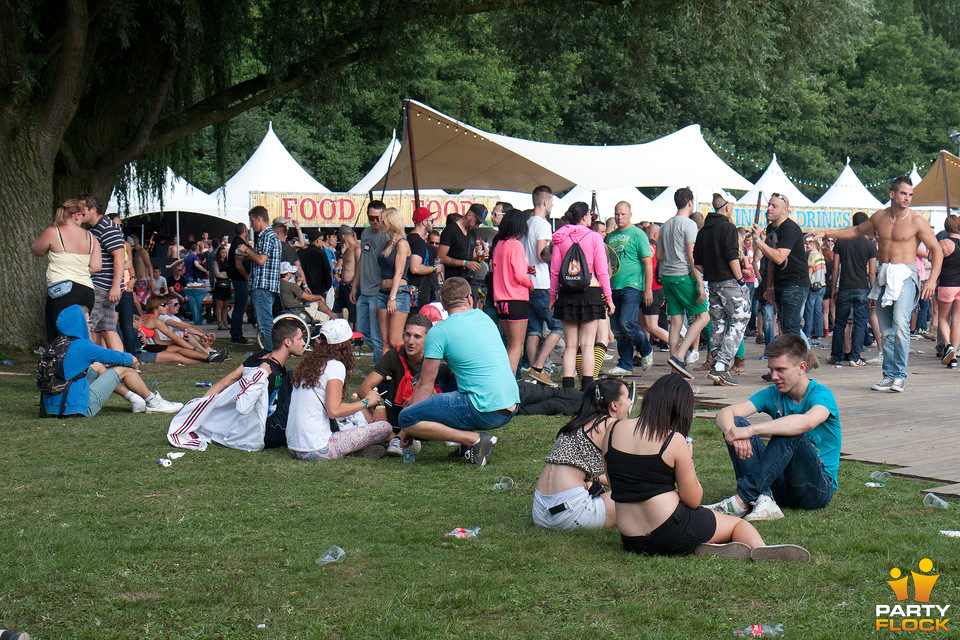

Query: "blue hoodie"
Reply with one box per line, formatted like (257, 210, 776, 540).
(42, 305, 135, 417)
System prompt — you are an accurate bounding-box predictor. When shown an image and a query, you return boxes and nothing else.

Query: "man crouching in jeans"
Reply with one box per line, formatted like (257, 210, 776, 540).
(397, 277, 519, 467)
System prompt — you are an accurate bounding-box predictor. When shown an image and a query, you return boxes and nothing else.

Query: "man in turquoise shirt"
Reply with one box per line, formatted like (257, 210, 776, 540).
(398, 277, 519, 467)
(605, 201, 654, 375)
(708, 334, 841, 521)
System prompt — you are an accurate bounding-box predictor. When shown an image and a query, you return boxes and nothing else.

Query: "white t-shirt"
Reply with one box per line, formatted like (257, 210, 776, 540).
(286, 360, 345, 452)
(524, 215, 552, 289)
(158, 314, 187, 338)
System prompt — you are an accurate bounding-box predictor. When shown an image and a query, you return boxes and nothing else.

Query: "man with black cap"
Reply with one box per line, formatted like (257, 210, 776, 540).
(272, 217, 306, 284)
(694, 192, 750, 386)
(438, 203, 486, 280)
(298, 227, 334, 303)
(407, 206, 442, 310)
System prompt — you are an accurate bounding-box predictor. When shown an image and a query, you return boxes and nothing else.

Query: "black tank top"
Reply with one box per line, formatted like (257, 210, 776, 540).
(939, 238, 960, 288)
(605, 421, 678, 503)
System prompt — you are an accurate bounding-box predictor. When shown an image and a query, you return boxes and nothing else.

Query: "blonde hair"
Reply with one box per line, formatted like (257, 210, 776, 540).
(382, 207, 405, 240)
(55, 199, 85, 226)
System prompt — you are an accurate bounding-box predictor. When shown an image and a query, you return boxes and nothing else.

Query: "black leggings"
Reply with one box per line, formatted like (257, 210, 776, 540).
(45, 283, 95, 343)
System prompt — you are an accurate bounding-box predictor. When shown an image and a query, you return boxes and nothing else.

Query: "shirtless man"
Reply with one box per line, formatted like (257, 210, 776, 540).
(336, 224, 359, 328)
(822, 176, 942, 392)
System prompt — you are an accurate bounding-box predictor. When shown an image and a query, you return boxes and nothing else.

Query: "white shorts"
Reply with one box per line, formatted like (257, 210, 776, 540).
(532, 486, 606, 531)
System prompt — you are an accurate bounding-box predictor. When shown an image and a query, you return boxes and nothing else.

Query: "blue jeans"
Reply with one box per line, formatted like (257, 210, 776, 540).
(775, 284, 808, 338)
(761, 301, 775, 344)
(230, 279, 249, 341)
(916, 295, 931, 332)
(875, 276, 917, 380)
(398, 390, 515, 431)
(356, 293, 383, 365)
(804, 286, 825, 337)
(117, 290, 139, 354)
(527, 288, 563, 337)
(831, 289, 869, 362)
(250, 288, 276, 350)
(611, 287, 652, 370)
(727, 417, 834, 509)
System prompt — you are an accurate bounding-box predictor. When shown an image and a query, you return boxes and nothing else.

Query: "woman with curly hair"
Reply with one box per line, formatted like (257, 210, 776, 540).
(287, 319, 392, 460)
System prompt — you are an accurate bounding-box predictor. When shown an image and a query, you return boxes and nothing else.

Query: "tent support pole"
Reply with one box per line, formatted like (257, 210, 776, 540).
(943, 151, 952, 215)
(405, 101, 421, 208)
(176, 212, 181, 252)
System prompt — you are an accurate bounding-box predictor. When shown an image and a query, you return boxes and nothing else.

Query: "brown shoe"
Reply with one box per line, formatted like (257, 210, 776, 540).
(732, 356, 746, 375)
(694, 356, 714, 372)
(806, 351, 820, 370)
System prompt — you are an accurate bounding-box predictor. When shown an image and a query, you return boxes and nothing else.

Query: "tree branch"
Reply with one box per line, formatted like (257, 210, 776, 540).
(39, 0, 90, 153)
(0, 0, 19, 90)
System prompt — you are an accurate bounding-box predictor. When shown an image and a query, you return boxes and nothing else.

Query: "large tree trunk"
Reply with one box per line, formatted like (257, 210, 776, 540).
(0, 122, 57, 348)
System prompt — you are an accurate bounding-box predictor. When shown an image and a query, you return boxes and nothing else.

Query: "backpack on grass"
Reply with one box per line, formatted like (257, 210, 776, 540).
(559, 239, 591, 292)
(37, 334, 85, 418)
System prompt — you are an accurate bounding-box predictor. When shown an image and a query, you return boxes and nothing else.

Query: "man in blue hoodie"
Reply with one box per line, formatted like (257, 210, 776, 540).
(42, 305, 183, 418)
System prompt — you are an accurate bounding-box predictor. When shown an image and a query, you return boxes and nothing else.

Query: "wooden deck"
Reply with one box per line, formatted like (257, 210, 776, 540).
(641, 333, 960, 497)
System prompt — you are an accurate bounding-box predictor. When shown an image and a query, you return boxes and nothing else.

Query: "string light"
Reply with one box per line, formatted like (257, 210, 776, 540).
(703, 134, 939, 189)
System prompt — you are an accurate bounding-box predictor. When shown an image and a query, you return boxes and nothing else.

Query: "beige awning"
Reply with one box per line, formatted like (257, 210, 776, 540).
(376, 100, 755, 194)
(912, 150, 960, 209)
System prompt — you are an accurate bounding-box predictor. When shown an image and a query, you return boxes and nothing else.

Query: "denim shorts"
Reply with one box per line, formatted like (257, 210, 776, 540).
(528, 288, 563, 336)
(398, 390, 514, 431)
(532, 487, 606, 531)
(377, 285, 411, 313)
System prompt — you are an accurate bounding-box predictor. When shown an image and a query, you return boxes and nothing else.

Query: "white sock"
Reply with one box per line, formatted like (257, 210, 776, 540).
(123, 390, 138, 403)
(715, 362, 726, 372)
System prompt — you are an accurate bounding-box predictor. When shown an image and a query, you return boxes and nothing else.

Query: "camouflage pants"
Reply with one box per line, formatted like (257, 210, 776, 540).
(708, 280, 751, 368)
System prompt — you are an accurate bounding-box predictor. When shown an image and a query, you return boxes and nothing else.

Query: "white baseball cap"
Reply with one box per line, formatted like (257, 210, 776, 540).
(280, 261, 298, 275)
(318, 318, 363, 345)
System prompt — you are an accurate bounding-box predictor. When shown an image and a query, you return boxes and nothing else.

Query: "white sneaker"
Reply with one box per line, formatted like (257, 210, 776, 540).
(130, 394, 147, 413)
(640, 353, 654, 371)
(865, 354, 883, 365)
(685, 350, 699, 365)
(606, 365, 633, 376)
(743, 494, 785, 521)
(706, 494, 748, 517)
(891, 378, 906, 393)
(145, 392, 183, 414)
(871, 377, 894, 392)
(387, 437, 403, 457)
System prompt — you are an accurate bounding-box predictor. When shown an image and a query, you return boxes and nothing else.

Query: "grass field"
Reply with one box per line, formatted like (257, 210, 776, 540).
(0, 345, 957, 639)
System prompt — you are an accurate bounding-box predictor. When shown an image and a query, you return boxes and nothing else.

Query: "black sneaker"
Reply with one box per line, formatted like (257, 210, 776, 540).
(464, 433, 498, 467)
(761, 372, 773, 382)
(708, 368, 738, 386)
(448, 444, 470, 459)
(208, 349, 228, 364)
(668, 356, 694, 380)
(230, 337, 250, 345)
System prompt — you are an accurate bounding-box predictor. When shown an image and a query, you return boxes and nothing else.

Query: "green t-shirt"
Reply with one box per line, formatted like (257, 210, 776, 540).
(606, 225, 651, 291)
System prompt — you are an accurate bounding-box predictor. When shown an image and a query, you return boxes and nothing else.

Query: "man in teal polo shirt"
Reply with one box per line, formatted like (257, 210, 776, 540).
(398, 277, 519, 467)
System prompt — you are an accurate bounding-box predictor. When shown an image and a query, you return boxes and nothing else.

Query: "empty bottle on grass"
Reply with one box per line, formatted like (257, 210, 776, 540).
(734, 622, 784, 637)
(924, 493, 950, 509)
(445, 527, 481, 538)
(316, 545, 346, 564)
(0, 631, 30, 640)
(402, 445, 415, 463)
(870, 471, 891, 482)
(493, 477, 514, 490)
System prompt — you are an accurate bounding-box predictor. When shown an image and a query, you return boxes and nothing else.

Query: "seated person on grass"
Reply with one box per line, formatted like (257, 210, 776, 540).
(606, 374, 808, 561)
(42, 305, 182, 418)
(533, 379, 620, 532)
(156, 297, 218, 356)
(358, 313, 445, 456)
(167, 318, 305, 451)
(396, 277, 519, 467)
(279, 261, 336, 322)
(286, 319, 392, 460)
(135, 296, 227, 364)
(707, 334, 841, 522)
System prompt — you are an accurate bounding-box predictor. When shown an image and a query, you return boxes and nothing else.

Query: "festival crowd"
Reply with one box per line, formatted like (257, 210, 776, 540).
(32, 176, 956, 560)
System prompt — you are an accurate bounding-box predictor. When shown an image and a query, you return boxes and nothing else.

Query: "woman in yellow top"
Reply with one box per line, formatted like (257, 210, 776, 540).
(804, 236, 827, 339)
(31, 199, 102, 343)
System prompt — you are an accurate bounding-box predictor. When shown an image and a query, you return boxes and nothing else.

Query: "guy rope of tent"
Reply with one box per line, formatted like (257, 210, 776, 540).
(703, 133, 940, 189)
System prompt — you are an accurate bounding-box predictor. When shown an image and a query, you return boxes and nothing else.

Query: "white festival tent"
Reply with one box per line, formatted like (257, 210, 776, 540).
(108, 167, 243, 221)
(651, 184, 734, 216)
(374, 100, 755, 194)
(215, 122, 330, 211)
(456, 189, 544, 210)
(350, 130, 446, 196)
(737, 153, 814, 206)
(815, 158, 883, 209)
(555, 185, 670, 223)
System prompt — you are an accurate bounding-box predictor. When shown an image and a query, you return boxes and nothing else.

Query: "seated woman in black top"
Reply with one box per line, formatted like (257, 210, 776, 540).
(604, 373, 810, 562)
